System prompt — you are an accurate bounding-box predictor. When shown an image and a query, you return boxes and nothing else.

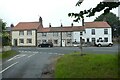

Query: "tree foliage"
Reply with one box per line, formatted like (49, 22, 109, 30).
(0, 18, 11, 46)
(68, 1, 120, 22)
(94, 12, 120, 37)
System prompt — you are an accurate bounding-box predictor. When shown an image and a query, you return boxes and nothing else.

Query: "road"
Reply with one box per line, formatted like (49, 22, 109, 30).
(1, 45, 118, 79)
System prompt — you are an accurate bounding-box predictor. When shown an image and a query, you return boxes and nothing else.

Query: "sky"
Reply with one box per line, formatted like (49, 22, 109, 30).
(0, 0, 119, 27)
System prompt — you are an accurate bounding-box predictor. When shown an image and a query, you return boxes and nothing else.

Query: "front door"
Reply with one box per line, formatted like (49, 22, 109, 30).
(14, 39, 17, 46)
(62, 40, 65, 47)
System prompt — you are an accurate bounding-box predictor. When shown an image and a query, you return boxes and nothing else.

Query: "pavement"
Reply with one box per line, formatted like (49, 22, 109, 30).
(0, 44, 119, 79)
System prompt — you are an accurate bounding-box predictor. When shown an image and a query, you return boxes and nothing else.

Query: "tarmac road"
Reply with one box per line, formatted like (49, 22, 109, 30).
(1, 45, 118, 79)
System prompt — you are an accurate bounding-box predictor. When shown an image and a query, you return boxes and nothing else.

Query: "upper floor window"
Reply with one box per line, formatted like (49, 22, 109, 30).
(53, 32, 58, 36)
(19, 39, 24, 43)
(27, 30, 32, 35)
(66, 32, 72, 37)
(42, 33, 47, 36)
(104, 29, 108, 34)
(80, 32, 83, 35)
(19, 31, 24, 36)
(91, 29, 95, 35)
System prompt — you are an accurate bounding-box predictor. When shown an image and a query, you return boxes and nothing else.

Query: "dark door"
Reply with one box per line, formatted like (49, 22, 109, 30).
(87, 38, 89, 42)
(14, 39, 17, 46)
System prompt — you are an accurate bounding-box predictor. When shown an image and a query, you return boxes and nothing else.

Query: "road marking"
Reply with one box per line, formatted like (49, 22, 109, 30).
(48, 53, 52, 54)
(7, 55, 19, 62)
(58, 54, 64, 55)
(0, 62, 18, 73)
(27, 53, 36, 58)
(7, 54, 26, 62)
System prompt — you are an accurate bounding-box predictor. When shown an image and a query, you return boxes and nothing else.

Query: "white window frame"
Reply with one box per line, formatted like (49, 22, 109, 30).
(27, 39, 32, 43)
(19, 31, 24, 36)
(19, 39, 24, 44)
(27, 30, 32, 35)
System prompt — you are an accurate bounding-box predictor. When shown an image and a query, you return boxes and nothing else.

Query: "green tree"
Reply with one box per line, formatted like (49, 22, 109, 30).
(0, 18, 10, 46)
(68, 1, 120, 22)
(94, 12, 120, 37)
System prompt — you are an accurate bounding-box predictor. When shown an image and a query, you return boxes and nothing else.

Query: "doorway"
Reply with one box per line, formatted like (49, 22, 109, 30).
(14, 39, 17, 46)
(62, 40, 65, 47)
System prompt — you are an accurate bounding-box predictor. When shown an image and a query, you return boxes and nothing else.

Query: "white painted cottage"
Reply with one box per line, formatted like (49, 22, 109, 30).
(73, 22, 112, 46)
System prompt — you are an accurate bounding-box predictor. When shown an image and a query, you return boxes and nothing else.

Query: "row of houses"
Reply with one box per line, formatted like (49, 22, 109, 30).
(12, 17, 112, 47)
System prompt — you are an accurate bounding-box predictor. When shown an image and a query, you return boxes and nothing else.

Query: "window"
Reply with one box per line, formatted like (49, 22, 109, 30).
(67, 39, 71, 44)
(104, 37, 108, 42)
(27, 30, 32, 35)
(66, 32, 72, 37)
(48, 39, 52, 43)
(19, 39, 24, 43)
(54, 40, 58, 44)
(42, 40, 46, 43)
(53, 32, 58, 36)
(27, 39, 32, 43)
(91, 29, 95, 35)
(19, 31, 24, 36)
(80, 32, 83, 35)
(42, 33, 47, 36)
(92, 38, 95, 43)
(104, 29, 108, 34)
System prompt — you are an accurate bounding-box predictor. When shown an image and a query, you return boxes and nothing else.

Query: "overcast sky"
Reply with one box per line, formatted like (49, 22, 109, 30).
(0, 0, 119, 27)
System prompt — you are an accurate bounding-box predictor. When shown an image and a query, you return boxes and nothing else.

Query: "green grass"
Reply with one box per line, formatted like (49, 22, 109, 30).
(55, 53, 118, 78)
(0, 50, 16, 59)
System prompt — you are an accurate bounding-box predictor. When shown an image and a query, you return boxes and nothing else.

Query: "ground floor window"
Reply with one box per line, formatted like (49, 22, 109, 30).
(54, 40, 58, 44)
(19, 39, 24, 44)
(92, 38, 95, 43)
(27, 39, 32, 43)
(42, 40, 46, 43)
(104, 37, 108, 42)
(48, 39, 52, 43)
(67, 39, 71, 44)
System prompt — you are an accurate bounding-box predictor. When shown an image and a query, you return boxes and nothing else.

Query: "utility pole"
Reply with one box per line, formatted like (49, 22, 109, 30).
(80, 17, 84, 55)
(60, 20, 62, 47)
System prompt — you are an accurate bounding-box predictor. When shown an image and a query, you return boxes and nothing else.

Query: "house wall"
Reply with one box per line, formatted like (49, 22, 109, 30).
(82, 28, 112, 43)
(12, 30, 36, 46)
(37, 32, 73, 47)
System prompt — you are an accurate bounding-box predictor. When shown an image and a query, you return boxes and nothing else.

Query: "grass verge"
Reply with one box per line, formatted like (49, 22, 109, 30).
(55, 53, 118, 78)
(0, 50, 16, 59)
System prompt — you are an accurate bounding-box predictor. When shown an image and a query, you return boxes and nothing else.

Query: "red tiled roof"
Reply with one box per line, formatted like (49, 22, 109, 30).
(38, 28, 50, 32)
(84, 21, 111, 28)
(38, 26, 85, 32)
(12, 21, 110, 32)
(12, 22, 42, 30)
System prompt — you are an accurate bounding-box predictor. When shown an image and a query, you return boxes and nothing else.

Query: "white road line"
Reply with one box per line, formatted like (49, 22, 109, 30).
(7, 54, 26, 62)
(0, 62, 18, 73)
(7, 55, 19, 62)
(58, 54, 64, 55)
(54, 53, 58, 54)
(48, 53, 52, 54)
(27, 53, 36, 58)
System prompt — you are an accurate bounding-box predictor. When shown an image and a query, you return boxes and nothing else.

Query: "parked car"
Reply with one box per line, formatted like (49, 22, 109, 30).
(38, 42, 53, 47)
(95, 39, 113, 47)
